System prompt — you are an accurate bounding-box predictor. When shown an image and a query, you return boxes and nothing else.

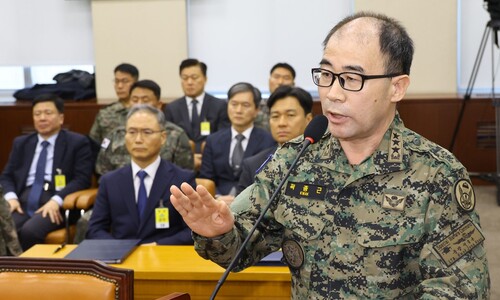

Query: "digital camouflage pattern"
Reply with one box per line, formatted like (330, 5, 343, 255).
(95, 121, 194, 175)
(0, 189, 22, 256)
(194, 113, 490, 299)
(89, 101, 129, 144)
(254, 99, 270, 132)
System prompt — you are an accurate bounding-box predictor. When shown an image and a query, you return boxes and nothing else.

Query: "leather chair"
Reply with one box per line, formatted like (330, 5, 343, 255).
(195, 178, 216, 197)
(0, 257, 133, 300)
(44, 188, 98, 244)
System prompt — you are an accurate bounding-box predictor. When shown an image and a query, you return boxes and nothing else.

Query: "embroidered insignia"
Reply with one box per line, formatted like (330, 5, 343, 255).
(285, 182, 326, 200)
(282, 239, 305, 269)
(434, 220, 485, 267)
(382, 193, 406, 211)
(454, 179, 475, 212)
(388, 131, 403, 163)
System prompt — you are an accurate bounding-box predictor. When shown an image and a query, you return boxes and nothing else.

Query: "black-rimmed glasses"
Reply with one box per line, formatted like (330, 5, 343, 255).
(311, 68, 403, 92)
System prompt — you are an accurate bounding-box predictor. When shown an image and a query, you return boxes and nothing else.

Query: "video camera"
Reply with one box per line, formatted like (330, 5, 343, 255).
(486, 0, 500, 21)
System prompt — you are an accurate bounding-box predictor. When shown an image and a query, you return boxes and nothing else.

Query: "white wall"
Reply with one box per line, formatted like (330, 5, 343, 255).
(0, 0, 497, 97)
(0, 0, 93, 65)
(188, 0, 352, 96)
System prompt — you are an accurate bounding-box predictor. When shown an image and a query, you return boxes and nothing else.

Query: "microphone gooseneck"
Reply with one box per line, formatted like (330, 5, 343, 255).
(209, 115, 328, 299)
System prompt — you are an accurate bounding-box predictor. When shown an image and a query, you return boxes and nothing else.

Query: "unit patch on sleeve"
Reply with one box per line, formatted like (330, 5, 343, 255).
(285, 182, 326, 200)
(433, 220, 485, 267)
(453, 179, 476, 212)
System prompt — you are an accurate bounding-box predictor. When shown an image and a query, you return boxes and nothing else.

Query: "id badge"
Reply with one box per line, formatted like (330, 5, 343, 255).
(155, 207, 170, 229)
(200, 121, 211, 136)
(54, 174, 66, 191)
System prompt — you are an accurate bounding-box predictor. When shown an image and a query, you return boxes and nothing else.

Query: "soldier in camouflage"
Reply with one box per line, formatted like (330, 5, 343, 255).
(89, 63, 139, 145)
(254, 63, 296, 131)
(0, 189, 22, 256)
(170, 12, 490, 299)
(96, 79, 194, 175)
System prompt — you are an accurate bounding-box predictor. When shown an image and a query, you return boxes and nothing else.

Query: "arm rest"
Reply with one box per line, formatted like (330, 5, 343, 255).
(62, 190, 91, 210)
(75, 188, 98, 210)
(155, 293, 191, 300)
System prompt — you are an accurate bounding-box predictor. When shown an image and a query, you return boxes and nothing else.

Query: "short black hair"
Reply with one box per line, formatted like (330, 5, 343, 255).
(270, 62, 296, 79)
(114, 63, 139, 80)
(267, 86, 313, 115)
(227, 82, 261, 108)
(179, 58, 207, 77)
(32, 93, 64, 113)
(129, 80, 161, 100)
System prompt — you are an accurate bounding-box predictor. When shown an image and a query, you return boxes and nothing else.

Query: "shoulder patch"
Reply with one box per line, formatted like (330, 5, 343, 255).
(433, 220, 485, 267)
(454, 179, 475, 212)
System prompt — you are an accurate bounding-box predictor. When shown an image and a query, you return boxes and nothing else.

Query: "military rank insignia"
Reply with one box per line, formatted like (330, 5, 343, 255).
(454, 179, 475, 212)
(285, 182, 326, 200)
(282, 239, 305, 269)
(382, 193, 406, 211)
(433, 220, 485, 267)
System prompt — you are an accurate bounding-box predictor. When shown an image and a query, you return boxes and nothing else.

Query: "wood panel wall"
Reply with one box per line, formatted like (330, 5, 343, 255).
(0, 96, 496, 176)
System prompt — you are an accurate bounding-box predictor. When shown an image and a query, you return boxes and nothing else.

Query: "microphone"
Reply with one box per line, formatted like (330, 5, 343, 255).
(209, 115, 328, 299)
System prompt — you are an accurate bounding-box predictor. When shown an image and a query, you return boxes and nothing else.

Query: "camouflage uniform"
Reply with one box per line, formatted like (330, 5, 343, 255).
(0, 189, 22, 256)
(193, 113, 490, 299)
(89, 101, 129, 144)
(95, 121, 194, 175)
(254, 99, 270, 131)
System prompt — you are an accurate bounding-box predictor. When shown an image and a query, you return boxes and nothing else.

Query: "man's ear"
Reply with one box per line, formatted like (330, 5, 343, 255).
(390, 75, 410, 103)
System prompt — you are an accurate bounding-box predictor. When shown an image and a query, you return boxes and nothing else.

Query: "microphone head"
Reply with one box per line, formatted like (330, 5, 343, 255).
(304, 115, 328, 144)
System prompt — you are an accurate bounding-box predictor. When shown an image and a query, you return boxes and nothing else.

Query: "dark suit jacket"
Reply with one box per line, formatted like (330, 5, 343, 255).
(199, 127, 276, 195)
(236, 146, 277, 195)
(0, 130, 93, 202)
(163, 93, 230, 145)
(86, 159, 196, 245)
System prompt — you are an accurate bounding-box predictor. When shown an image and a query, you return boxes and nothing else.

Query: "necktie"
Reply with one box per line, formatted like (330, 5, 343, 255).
(27, 141, 49, 216)
(232, 134, 245, 176)
(137, 170, 148, 220)
(191, 99, 200, 138)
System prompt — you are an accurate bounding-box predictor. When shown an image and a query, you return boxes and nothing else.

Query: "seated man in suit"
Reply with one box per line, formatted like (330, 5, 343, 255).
(163, 58, 230, 169)
(199, 82, 276, 204)
(254, 62, 296, 131)
(87, 105, 196, 245)
(96, 79, 194, 175)
(0, 94, 93, 250)
(237, 86, 313, 194)
(89, 63, 139, 147)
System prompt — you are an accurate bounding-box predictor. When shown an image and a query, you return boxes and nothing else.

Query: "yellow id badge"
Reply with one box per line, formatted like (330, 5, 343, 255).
(200, 121, 211, 136)
(155, 207, 170, 229)
(54, 175, 66, 191)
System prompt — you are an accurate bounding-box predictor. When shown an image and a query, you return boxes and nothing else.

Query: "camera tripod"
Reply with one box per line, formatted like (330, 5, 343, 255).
(450, 20, 500, 204)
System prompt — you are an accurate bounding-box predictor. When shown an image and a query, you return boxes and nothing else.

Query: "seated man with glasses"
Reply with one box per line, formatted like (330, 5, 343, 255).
(170, 11, 490, 299)
(96, 79, 194, 175)
(87, 104, 196, 245)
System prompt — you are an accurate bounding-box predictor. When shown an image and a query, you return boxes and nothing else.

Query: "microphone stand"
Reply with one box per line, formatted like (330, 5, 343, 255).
(209, 139, 313, 300)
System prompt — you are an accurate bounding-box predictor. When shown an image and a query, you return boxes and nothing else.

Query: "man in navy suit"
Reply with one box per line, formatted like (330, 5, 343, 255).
(199, 82, 275, 204)
(236, 86, 313, 195)
(0, 94, 93, 250)
(87, 105, 196, 245)
(163, 58, 230, 170)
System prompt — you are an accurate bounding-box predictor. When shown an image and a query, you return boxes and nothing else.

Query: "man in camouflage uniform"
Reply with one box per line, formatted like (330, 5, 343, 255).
(254, 63, 296, 131)
(170, 12, 490, 299)
(89, 63, 139, 145)
(96, 79, 194, 175)
(0, 188, 22, 256)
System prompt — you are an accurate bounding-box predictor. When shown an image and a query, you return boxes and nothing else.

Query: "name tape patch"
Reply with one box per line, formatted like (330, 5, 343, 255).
(434, 220, 485, 267)
(285, 182, 326, 200)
